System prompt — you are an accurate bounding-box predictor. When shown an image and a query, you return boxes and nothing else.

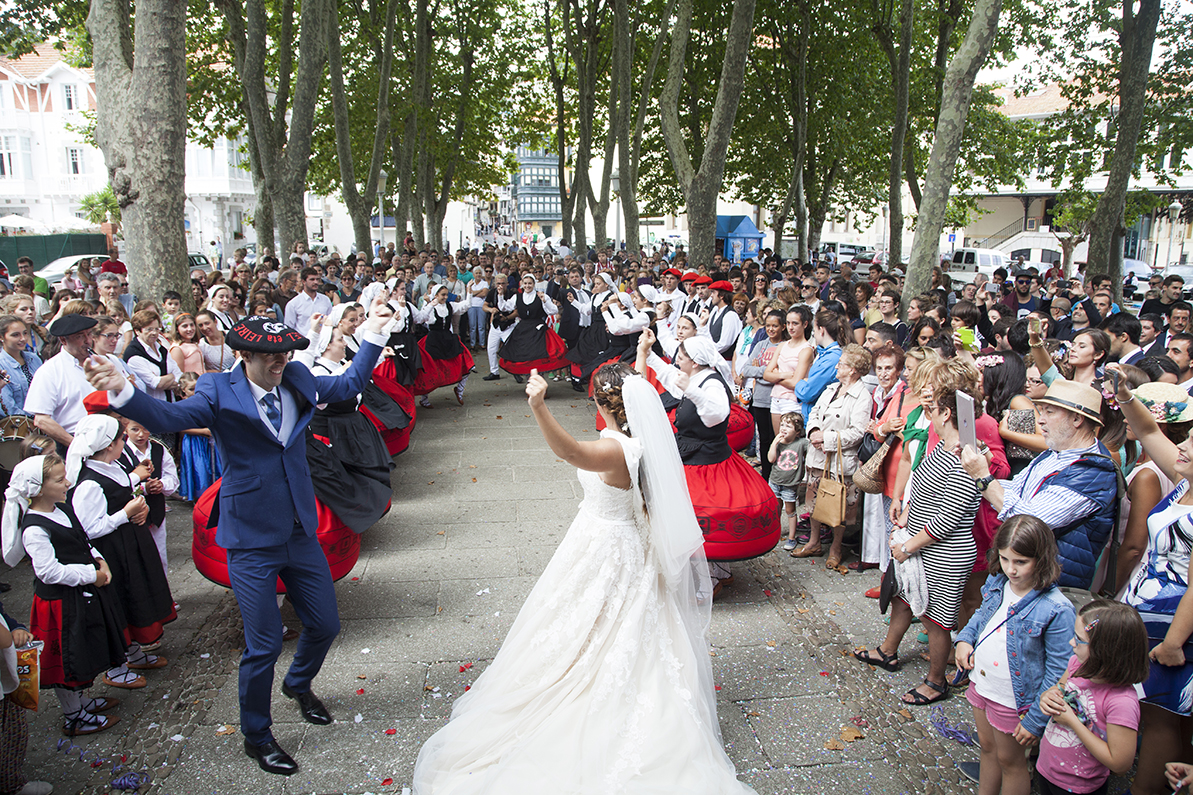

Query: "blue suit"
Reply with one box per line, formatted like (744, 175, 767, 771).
(113, 339, 385, 744)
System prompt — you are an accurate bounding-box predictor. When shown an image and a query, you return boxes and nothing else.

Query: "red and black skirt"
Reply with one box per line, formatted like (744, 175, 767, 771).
(29, 588, 128, 690)
(500, 321, 571, 375)
(685, 454, 780, 561)
(411, 338, 474, 396)
(363, 358, 417, 456)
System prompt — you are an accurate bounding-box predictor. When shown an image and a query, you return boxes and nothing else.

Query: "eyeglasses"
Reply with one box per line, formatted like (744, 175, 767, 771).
(97, 332, 121, 340)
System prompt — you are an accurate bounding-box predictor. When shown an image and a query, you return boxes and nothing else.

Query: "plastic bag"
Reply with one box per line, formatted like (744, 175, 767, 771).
(8, 642, 41, 711)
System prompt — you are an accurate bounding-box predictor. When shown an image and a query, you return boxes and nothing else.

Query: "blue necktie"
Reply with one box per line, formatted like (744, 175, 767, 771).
(261, 393, 282, 434)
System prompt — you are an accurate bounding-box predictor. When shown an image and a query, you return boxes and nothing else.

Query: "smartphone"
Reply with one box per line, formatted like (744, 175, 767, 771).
(984, 283, 999, 294)
(957, 327, 976, 352)
(1109, 369, 1120, 396)
(957, 392, 977, 453)
(1029, 317, 1041, 338)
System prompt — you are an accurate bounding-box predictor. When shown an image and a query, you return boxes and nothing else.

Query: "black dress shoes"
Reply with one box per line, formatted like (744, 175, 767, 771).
(244, 738, 298, 776)
(281, 682, 332, 725)
(482, 372, 501, 381)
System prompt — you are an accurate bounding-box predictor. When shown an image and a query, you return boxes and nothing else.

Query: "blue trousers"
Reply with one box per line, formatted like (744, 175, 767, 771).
(226, 527, 340, 744)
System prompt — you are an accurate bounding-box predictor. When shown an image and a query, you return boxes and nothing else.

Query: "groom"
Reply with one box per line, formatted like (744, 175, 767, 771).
(83, 299, 394, 776)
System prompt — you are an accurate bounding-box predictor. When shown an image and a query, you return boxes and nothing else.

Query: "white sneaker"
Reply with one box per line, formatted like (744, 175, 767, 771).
(16, 782, 53, 795)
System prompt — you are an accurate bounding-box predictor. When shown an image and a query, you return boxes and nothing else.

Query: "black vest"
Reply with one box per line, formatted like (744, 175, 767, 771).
(123, 338, 175, 402)
(136, 440, 167, 528)
(24, 507, 95, 601)
(674, 370, 733, 466)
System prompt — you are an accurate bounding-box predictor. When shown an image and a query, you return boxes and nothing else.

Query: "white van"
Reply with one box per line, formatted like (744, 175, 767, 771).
(950, 248, 1010, 276)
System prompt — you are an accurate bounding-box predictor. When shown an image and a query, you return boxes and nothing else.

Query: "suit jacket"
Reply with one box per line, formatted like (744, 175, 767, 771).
(116, 340, 383, 549)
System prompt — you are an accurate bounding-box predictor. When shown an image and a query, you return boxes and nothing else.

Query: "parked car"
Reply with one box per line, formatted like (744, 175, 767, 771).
(34, 254, 109, 291)
(820, 242, 867, 262)
(188, 252, 215, 273)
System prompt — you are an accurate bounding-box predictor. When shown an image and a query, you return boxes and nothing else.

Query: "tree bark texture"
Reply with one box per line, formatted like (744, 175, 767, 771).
(87, 0, 190, 310)
(659, 0, 758, 265)
(1085, 0, 1161, 296)
(544, 0, 576, 247)
(904, 0, 1002, 312)
(327, 0, 397, 258)
(873, 0, 914, 270)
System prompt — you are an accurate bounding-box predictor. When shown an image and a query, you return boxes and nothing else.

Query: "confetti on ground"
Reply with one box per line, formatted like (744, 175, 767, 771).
(354, 714, 363, 723)
(200, 653, 210, 659)
(362, 648, 372, 654)
(170, 734, 184, 742)
(385, 728, 397, 735)
(459, 663, 473, 672)
(476, 588, 491, 596)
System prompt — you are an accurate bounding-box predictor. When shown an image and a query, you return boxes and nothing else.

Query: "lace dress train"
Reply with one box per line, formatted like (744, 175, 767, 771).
(412, 431, 755, 794)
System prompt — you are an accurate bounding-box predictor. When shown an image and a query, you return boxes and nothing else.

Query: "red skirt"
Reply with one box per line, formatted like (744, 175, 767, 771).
(658, 404, 754, 452)
(686, 454, 780, 561)
(364, 358, 418, 456)
(192, 479, 362, 591)
(500, 326, 570, 375)
(29, 595, 129, 690)
(411, 339, 474, 396)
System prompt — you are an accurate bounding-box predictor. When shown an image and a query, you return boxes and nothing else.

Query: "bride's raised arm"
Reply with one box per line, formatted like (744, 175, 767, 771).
(526, 369, 629, 480)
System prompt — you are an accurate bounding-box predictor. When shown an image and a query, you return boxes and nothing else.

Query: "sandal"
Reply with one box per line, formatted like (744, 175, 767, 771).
(790, 544, 823, 558)
(82, 696, 120, 713)
(902, 678, 949, 706)
(103, 669, 147, 689)
(63, 711, 120, 737)
(825, 556, 842, 570)
(852, 646, 901, 671)
(127, 653, 168, 670)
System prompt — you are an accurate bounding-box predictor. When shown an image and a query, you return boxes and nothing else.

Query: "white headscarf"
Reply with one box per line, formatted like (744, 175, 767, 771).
(359, 282, 387, 317)
(66, 415, 121, 486)
(204, 284, 233, 311)
(314, 302, 356, 358)
(618, 291, 636, 310)
(2, 456, 49, 566)
(679, 335, 732, 384)
(639, 285, 659, 304)
(597, 272, 617, 293)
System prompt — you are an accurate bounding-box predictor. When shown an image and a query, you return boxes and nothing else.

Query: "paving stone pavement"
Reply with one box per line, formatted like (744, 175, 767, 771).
(10, 373, 1133, 794)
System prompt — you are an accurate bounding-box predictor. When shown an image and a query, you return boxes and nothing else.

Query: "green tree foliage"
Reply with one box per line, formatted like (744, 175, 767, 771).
(78, 184, 121, 226)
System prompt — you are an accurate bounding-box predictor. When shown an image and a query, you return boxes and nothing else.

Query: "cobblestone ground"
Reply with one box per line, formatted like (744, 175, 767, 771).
(12, 374, 1133, 794)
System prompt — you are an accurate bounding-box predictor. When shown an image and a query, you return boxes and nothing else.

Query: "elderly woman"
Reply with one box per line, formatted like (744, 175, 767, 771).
(1108, 367, 1193, 795)
(854, 358, 981, 706)
(856, 343, 908, 573)
(123, 310, 183, 403)
(793, 343, 872, 568)
(0, 314, 41, 416)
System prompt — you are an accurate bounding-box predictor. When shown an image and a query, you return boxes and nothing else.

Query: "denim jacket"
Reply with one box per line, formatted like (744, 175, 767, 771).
(955, 574, 1075, 737)
(0, 348, 41, 416)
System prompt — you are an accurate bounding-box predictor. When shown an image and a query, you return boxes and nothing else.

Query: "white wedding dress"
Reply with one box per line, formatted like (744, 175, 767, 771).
(412, 430, 756, 794)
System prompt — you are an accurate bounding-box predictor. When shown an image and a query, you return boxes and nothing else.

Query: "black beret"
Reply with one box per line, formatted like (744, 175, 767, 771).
(48, 314, 98, 337)
(227, 316, 310, 353)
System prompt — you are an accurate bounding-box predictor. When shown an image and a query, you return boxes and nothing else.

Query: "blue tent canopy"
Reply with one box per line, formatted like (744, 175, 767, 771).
(715, 215, 763, 263)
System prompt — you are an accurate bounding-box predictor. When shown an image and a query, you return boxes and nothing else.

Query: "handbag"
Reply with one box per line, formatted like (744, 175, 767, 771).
(854, 391, 905, 494)
(811, 436, 847, 528)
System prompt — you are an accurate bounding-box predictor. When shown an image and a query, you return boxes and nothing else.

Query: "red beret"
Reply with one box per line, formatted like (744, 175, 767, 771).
(662, 268, 681, 278)
(83, 391, 111, 414)
(680, 272, 698, 282)
(708, 280, 734, 292)
(693, 275, 712, 286)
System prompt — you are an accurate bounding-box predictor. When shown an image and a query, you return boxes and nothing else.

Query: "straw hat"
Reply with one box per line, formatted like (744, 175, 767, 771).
(1034, 380, 1103, 425)
(1133, 381, 1193, 424)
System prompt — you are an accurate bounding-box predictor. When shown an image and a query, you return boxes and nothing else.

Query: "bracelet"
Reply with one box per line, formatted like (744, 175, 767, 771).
(1119, 394, 1135, 405)
(1029, 341, 1044, 348)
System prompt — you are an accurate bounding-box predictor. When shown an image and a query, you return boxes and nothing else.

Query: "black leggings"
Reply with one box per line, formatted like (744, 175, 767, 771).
(1036, 771, 1107, 795)
(751, 403, 776, 480)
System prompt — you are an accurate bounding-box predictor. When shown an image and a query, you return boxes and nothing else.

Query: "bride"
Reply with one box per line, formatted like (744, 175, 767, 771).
(412, 363, 756, 794)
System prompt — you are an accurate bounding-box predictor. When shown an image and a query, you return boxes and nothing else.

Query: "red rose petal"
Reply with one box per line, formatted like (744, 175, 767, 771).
(714, 685, 722, 691)
(763, 589, 772, 597)
(384, 728, 397, 735)
(356, 688, 365, 695)
(459, 662, 473, 672)
(819, 671, 830, 676)
(382, 777, 393, 786)
(464, 685, 471, 691)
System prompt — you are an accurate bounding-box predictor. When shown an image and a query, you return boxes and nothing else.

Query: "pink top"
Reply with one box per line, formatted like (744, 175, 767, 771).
(1038, 656, 1140, 793)
(171, 341, 204, 375)
(770, 339, 811, 402)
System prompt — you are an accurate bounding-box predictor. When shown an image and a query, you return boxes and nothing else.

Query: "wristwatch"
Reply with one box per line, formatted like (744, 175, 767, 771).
(975, 474, 995, 492)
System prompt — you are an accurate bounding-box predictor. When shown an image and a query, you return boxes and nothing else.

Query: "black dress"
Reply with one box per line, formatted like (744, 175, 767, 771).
(499, 292, 570, 375)
(306, 359, 394, 533)
(383, 301, 423, 386)
(73, 465, 176, 644)
(25, 506, 128, 689)
(566, 289, 614, 382)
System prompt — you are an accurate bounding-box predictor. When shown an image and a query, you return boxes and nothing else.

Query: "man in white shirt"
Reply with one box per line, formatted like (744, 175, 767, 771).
(705, 280, 743, 356)
(24, 315, 101, 448)
(284, 268, 333, 335)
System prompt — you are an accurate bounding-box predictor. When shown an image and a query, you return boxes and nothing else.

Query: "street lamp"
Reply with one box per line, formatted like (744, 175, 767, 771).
(1167, 199, 1182, 270)
(610, 169, 621, 254)
(377, 169, 389, 256)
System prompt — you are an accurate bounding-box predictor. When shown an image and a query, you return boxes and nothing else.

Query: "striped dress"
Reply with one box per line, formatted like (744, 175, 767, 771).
(905, 444, 980, 630)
